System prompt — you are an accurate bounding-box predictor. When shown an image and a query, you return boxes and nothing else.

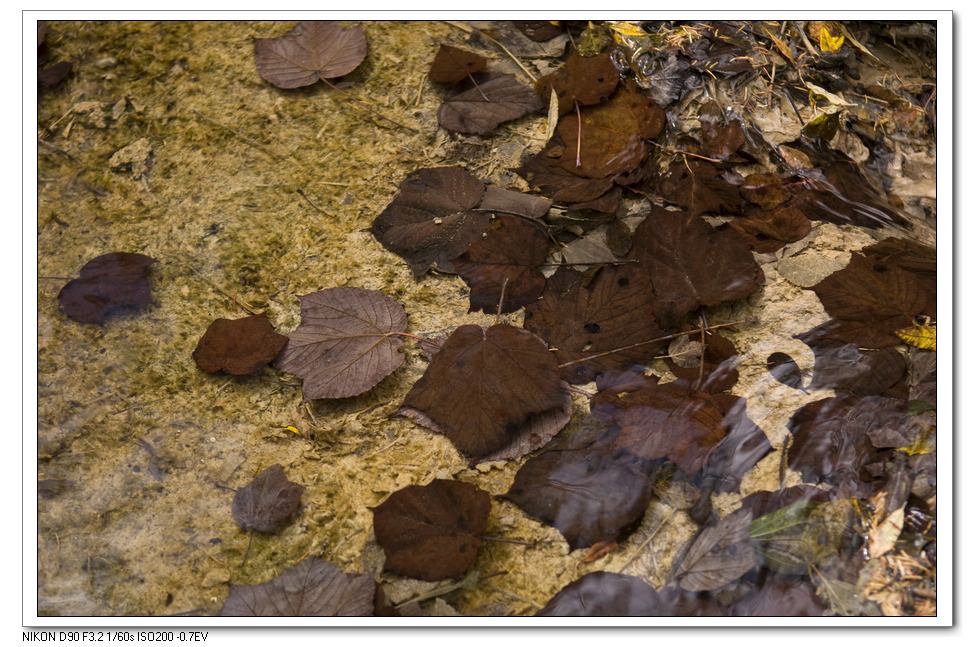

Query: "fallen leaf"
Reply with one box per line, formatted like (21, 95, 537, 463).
(698, 101, 745, 160)
(535, 51, 620, 115)
(537, 571, 727, 616)
(696, 393, 772, 494)
(627, 207, 764, 329)
(728, 576, 825, 616)
(370, 479, 491, 581)
(254, 21, 367, 89)
(452, 215, 549, 314)
(665, 328, 741, 393)
(399, 324, 569, 462)
(428, 44, 487, 83)
(523, 264, 665, 384)
(514, 134, 617, 205)
(478, 186, 552, 220)
(58, 252, 156, 324)
(231, 464, 304, 533)
(798, 331, 907, 395)
(437, 73, 544, 135)
(671, 508, 757, 591)
(895, 324, 937, 351)
(656, 159, 744, 216)
(370, 166, 489, 276)
(220, 557, 374, 616)
(739, 173, 791, 210)
(726, 205, 812, 253)
(275, 287, 408, 400)
(193, 312, 287, 375)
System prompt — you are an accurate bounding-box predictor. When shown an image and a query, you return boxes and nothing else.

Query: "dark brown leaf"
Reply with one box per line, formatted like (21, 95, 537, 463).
(39, 60, 73, 88)
(399, 324, 569, 462)
(453, 215, 549, 314)
(798, 332, 906, 396)
(370, 166, 488, 276)
(369, 479, 491, 581)
(726, 205, 812, 253)
(671, 508, 757, 591)
(478, 186, 552, 219)
(535, 51, 620, 115)
(728, 576, 826, 616)
(514, 135, 617, 204)
(523, 264, 665, 384)
(739, 173, 791, 210)
(254, 21, 367, 89)
(429, 44, 487, 83)
(220, 557, 374, 616)
(656, 160, 744, 216)
(627, 207, 764, 329)
(537, 571, 728, 616)
(275, 287, 408, 400)
(58, 252, 156, 324)
(193, 312, 287, 376)
(231, 464, 304, 533)
(696, 393, 772, 494)
(665, 328, 741, 393)
(437, 73, 544, 135)
(698, 101, 746, 160)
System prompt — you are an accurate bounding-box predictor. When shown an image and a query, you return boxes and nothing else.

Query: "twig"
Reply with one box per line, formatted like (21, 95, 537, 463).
(574, 101, 583, 167)
(477, 31, 537, 83)
(647, 139, 723, 164)
(296, 188, 328, 217)
(191, 109, 284, 160)
(319, 78, 419, 134)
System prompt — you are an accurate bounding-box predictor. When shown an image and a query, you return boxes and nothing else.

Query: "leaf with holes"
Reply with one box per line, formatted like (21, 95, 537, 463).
(535, 50, 619, 115)
(255, 21, 367, 89)
(370, 479, 491, 581)
(275, 287, 408, 400)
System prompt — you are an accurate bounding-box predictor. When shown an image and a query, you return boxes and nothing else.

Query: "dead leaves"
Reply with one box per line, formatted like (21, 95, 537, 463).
(437, 73, 544, 136)
(255, 21, 367, 89)
(193, 312, 287, 375)
(58, 252, 156, 324)
(231, 464, 304, 533)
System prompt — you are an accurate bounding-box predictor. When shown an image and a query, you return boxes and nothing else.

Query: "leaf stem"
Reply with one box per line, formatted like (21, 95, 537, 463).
(320, 78, 419, 134)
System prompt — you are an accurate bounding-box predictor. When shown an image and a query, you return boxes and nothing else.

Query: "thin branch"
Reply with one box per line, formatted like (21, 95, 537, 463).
(319, 78, 419, 134)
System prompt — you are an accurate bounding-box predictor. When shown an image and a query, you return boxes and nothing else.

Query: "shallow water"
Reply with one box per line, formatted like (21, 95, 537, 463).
(34, 19, 938, 619)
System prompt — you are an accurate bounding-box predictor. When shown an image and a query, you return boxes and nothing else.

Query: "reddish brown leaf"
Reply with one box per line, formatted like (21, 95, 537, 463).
(58, 252, 156, 324)
(429, 44, 487, 83)
(535, 51, 620, 115)
(627, 207, 764, 328)
(399, 324, 569, 462)
(656, 160, 744, 216)
(523, 264, 665, 384)
(862, 237, 936, 318)
(726, 204, 812, 253)
(275, 287, 408, 400)
(254, 21, 367, 89)
(370, 166, 488, 276)
(554, 81, 664, 179)
(453, 215, 549, 314)
(478, 186, 552, 219)
(698, 101, 746, 160)
(740, 173, 791, 210)
(670, 508, 757, 591)
(437, 73, 544, 135)
(370, 479, 491, 581)
(193, 312, 287, 376)
(798, 330, 907, 396)
(231, 464, 304, 533)
(514, 135, 617, 204)
(664, 328, 740, 393)
(220, 557, 374, 616)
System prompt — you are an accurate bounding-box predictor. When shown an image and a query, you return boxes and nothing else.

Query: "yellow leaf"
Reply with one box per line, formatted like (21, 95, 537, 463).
(282, 425, 301, 435)
(820, 27, 845, 52)
(608, 21, 648, 40)
(895, 324, 936, 351)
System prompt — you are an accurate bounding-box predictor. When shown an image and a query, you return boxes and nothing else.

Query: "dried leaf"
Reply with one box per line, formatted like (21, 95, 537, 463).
(58, 252, 156, 324)
(220, 557, 374, 616)
(428, 44, 486, 83)
(231, 464, 304, 533)
(535, 51, 620, 115)
(193, 313, 287, 375)
(895, 324, 937, 351)
(255, 21, 367, 89)
(671, 509, 757, 591)
(275, 287, 408, 400)
(437, 73, 544, 135)
(370, 479, 491, 581)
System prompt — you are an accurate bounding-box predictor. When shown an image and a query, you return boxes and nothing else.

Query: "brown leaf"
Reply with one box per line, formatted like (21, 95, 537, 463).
(220, 557, 374, 616)
(429, 44, 487, 83)
(437, 73, 544, 135)
(698, 101, 745, 160)
(399, 324, 569, 462)
(58, 252, 156, 324)
(254, 21, 367, 89)
(453, 215, 549, 314)
(656, 159, 744, 216)
(514, 134, 617, 204)
(193, 312, 287, 376)
(726, 204, 812, 253)
(231, 464, 304, 533)
(535, 51, 620, 115)
(671, 508, 757, 591)
(537, 571, 728, 616)
(275, 287, 407, 400)
(370, 479, 491, 581)
(370, 166, 488, 277)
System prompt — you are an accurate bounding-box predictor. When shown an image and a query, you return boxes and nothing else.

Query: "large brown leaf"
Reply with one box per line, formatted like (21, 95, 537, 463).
(514, 134, 617, 205)
(670, 508, 757, 591)
(370, 479, 491, 581)
(627, 207, 764, 328)
(58, 252, 156, 325)
(399, 324, 569, 462)
(437, 73, 544, 135)
(254, 21, 367, 89)
(523, 264, 665, 384)
(275, 287, 408, 400)
(370, 166, 488, 277)
(537, 571, 727, 616)
(453, 215, 549, 314)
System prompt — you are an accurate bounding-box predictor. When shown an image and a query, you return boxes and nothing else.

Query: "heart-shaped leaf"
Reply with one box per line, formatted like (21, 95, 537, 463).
(255, 21, 367, 89)
(275, 287, 408, 400)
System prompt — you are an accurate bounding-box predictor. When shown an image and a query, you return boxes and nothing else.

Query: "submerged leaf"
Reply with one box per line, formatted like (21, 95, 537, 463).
(428, 44, 486, 83)
(537, 571, 727, 616)
(232, 464, 304, 533)
(58, 252, 156, 325)
(671, 509, 757, 591)
(895, 324, 937, 351)
(437, 73, 544, 135)
(193, 312, 287, 375)
(220, 557, 374, 616)
(255, 21, 367, 89)
(275, 287, 408, 400)
(370, 479, 491, 581)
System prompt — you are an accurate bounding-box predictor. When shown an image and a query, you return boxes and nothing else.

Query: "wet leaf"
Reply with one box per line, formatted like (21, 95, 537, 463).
(370, 166, 489, 277)
(514, 134, 617, 205)
(220, 557, 374, 616)
(696, 394, 772, 494)
(478, 186, 552, 219)
(537, 571, 727, 616)
(254, 21, 367, 89)
(535, 50, 620, 115)
(506, 417, 657, 550)
(523, 264, 665, 384)
(728, 576, 825, 616)
(275, 287, 408, 400)
(428, 44, 486, 83)
(766, 352, 807, 391)
(437, 73, 544, 135)
(232, 464, 304, 533)
(58, 252, 156, 324)
(399, 324, 569, 462)
(739, 173, 791, 210)
(193, 312, 287, 376)
(657, 160, 744, 216)
(749, 498, 856, 575)
(452, 215, 549, 314)
(665, 328, 741, 393)
(698, 101, 745, 160)
(895, 324, 937, 351)
(726, 205, 812, 253)
(670, 509, 757, 591)
(798, 331, 906, 396)
(627, 207, 764, 329)
(369, 479, 491, 581)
